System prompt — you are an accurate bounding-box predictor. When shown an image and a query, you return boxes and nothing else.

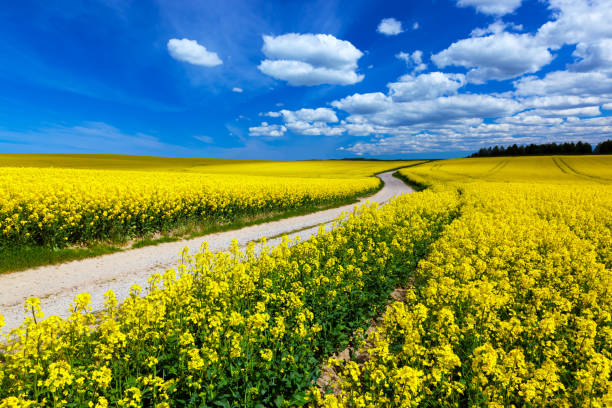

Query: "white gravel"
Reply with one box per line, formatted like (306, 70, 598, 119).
(0, 171, 413, 333)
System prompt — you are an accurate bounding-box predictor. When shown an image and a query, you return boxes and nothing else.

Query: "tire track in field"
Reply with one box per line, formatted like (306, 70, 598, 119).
(0, 171, 414, 333)
(551, 156, 571, 175)
(485, 159, 509, 178)
(557, 157, 612, 182)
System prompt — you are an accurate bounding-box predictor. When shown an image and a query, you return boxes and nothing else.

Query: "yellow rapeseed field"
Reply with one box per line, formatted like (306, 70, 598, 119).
(318, 156, 612, 407)
(0, 154, 415, 178)
(1, 155, 610, 407)
(0, 155, 419, 247)
(398, 154, 612, 185)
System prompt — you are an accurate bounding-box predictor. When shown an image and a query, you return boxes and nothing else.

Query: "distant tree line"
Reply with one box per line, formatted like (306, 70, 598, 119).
(470, 139, 612, 158)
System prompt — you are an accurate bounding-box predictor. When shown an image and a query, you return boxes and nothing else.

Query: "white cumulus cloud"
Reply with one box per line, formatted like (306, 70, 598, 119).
(341, 115, 612, 156)
(514, 71, 612, 97)
(497, 113, 563, 126)
(247, 0, 612, 154)
(377, 18, 404, 36)
(248, 122, 286, 137)
(277, 108, 338, 123)
(396, 50, 427, 73)
(456, 0, 523, 16)
(260, 108, 342, 137)
(536, 0, 612, 50)
(432, 31, 553, 83)
(331, 92, 391, 115)
(285, 121, 345, 136)
(388, 72, 466, 101)
(232, 87, 243, 93)
(167, 38, 222, 67)
(520, 95, 607, 110)
(470, 20, 523, 37)
(569, 39, 612, 73)
(342, 121, 377, 136)
(531, 106, 602, 117)
(333, 92, 521, 127)
(258, 33, 364, 86)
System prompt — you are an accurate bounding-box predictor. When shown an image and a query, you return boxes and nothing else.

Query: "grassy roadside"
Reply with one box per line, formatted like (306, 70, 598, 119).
(392, 171, 429, 191)
(391, 160, 436, 191)
(0, 245, 122, 274)
(0, 182, 384, 274)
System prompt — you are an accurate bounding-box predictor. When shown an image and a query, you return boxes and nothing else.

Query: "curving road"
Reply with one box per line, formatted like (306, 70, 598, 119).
(0, 171, 413, 333)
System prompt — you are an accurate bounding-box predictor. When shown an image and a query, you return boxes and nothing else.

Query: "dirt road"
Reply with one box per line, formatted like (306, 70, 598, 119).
(0, 171, 413, 333)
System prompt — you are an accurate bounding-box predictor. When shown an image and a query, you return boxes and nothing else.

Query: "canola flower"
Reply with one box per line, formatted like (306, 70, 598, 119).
(315, 160, 612, 407)
(399, 154, 612, 185)
(0, 189, 458, 407)
(0, 167, 380, 247)
(1, 156, 610, 407)
(0, 154, 418, 178)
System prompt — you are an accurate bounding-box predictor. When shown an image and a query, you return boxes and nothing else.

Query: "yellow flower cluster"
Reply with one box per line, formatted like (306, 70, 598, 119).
(400, 154, 612, 185)
(0, 167, 379, 247)
(316, 158, 612, 407)
(0, 188, 458, 407)
(1, 155, 610, 406)
(0, 153, 418, 178)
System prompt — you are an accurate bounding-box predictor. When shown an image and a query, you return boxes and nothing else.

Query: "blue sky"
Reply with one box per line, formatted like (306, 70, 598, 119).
(1, 0, 611, 159)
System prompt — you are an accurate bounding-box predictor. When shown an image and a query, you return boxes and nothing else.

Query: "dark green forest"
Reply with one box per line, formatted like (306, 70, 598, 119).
(470, 139, 612, 157)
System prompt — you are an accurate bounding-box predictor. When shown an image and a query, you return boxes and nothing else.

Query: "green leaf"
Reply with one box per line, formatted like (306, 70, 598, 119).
(273, 395, 287, 407)
(213, 400, 231, 408)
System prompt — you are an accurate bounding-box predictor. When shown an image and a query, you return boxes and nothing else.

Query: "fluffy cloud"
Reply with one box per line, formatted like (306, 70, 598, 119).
(497, 113, 563, 126)
(167, 38, 222, 67)
(276, 108, 338, 123)
(533, 0, 612, 78)
(514, 71, 612, 97)
(531, 106, 602, 117)
(324, 68, 519, 131)
(569, 39, 612, 73)
(285, 121, 345, 136)
(342, 122, 377, 136)
(334, 92, 521, 127)
(258, 61, 363, 86)
(520, 95, 607, 110)
(536, 0, 612, 50)
(248, 122, 286, 137)
(377, 18, 404, 36)
(432, 31, 553, 83)
(249, 0, 612, 154)
(261, 34, 362, 70)
(470, 20, 523, 37)
(388, 72, 466, 101)
(396, 50, 427, 73)
(232, 87, 243, 93)
(341, 115, 612, 156)
(434, 0, 612, 85)
(456, 0, 523, 16)
(262, 108, 342, 136)
(255, 108, 342, 137)
(258, 33, 364, 86)
(331, 92, 391, 114)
